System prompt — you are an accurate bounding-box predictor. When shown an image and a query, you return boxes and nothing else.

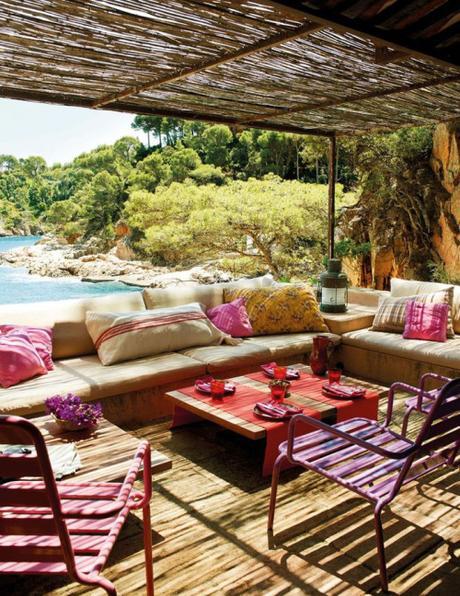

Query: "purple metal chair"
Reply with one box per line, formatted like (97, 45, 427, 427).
(268, 378, 460, 592)
(0, 415, 153, 595)
(388, 372, 453, 436)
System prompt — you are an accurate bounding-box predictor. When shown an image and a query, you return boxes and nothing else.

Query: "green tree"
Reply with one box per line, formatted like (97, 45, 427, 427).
(124, 175, 353, 277)
(162, 145, 201, 182)
(129, 152, 172, 192)
(82, 172, 126, 237)
(201, 125, 233, 168)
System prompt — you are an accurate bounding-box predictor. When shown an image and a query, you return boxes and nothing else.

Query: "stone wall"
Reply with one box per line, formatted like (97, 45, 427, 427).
(340, 119, 460, 288)
(430, 120, 460, 279)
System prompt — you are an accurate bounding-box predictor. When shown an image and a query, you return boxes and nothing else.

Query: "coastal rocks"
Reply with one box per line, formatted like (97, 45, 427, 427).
(0, 237, 233, 288)
(112, 219, 136, 261)
(0, 219, 43, 237)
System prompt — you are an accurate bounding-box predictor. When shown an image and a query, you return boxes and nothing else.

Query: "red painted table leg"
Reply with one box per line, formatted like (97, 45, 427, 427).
(170, 406, 204, 429)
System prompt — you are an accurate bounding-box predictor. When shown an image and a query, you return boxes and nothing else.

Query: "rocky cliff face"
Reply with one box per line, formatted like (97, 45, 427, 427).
(340, 120, 460, 288)
(430, 120, 460, 280)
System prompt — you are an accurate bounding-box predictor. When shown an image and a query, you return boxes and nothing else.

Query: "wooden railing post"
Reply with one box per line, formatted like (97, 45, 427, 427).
(328, 134, 337, 260)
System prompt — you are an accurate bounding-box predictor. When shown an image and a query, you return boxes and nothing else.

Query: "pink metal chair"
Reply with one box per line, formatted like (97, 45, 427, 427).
(0, 415, 153, 595)
(268, 378, 460, 592)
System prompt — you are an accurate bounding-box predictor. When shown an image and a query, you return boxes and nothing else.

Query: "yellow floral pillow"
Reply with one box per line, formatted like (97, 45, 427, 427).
(223, 285, 328, 336)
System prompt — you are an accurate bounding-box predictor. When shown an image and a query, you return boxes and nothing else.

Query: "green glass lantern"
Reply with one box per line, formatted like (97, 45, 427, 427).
(318, 258, 348, 313)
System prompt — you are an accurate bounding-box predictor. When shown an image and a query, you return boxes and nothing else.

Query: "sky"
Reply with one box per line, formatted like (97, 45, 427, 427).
(0, 99, 143, 166)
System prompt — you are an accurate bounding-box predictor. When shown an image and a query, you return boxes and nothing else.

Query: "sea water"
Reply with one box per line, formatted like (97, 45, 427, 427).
(0, 236, 140, 304)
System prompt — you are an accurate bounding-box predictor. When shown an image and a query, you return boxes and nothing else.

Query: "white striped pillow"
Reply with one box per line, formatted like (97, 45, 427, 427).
(86, 303, 225, 365)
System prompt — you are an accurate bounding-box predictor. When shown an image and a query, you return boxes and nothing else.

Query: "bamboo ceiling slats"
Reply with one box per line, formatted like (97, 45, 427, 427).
(0, 0, 459, 135)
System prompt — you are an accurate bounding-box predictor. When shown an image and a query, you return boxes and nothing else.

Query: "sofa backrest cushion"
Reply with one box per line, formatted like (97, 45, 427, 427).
(373, 288, 455, 337)
(0, 332, 48, 388)
(86, 302, 224, 365)
(143, 274, 276, 311)
(0, 292, 146, 359)
(144, 285, 224, 311)
(223, 285, 329, 336)
(391, 278, 460, 334)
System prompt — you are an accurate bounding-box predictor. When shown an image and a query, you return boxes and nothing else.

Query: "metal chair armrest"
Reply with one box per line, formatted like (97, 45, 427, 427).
(286, 414, 415, 462)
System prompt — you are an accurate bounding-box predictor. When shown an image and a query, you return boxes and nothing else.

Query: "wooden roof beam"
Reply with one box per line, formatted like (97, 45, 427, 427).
(264, 1, 460, 69)
(0, 85, 334, 137)
(92, 20, 323, 109)
(374, 45, 409, 65)
(237, 73, 460, 125)
(400, 0, 458, 36)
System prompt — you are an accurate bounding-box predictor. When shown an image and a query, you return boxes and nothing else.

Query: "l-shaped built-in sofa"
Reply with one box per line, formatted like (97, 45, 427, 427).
(1, 276, 459, 424)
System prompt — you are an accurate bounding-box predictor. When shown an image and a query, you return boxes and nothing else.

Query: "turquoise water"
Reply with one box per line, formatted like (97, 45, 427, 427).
(0, 236, 141, 304)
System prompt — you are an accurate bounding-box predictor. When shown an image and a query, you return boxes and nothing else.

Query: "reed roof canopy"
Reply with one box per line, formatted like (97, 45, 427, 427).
(1, 0, 459, 137)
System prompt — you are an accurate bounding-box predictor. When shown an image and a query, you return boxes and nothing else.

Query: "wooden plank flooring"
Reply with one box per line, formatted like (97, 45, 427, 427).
(1, 390, 459, 595)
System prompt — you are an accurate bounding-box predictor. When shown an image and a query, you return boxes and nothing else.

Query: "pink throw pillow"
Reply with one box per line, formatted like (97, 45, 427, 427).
(207, 298, 253, 337)
(0, 325, 54, 370)
(0, 333, 48, 388)
(403, 300, 449, 342)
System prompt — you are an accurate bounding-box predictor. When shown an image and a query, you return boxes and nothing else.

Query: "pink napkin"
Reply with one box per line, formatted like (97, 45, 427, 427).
(261, 362, 300, 380)
(322, 383, 366, 399)
(255, 400, 303, 419)
(195, 376, 236, 395)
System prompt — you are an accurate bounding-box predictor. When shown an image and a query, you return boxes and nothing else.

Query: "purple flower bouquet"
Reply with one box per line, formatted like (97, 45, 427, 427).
(45, 393, 103, 431)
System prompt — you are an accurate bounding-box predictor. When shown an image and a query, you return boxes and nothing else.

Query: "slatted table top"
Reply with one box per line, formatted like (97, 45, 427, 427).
(31, 415, 172, 482)
(166, 364, 387, 441)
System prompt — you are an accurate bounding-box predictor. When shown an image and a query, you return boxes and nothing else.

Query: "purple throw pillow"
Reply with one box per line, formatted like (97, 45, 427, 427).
(0, 332, 48, 388)
(0, 325, 54, 370)
(207, 298, 253, 337)
(402, 300, 449, 342)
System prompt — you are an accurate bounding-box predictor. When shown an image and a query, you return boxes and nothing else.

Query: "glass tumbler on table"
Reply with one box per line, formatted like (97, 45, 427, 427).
(210, 379, 226, 398)
(328, 368, 342, 385)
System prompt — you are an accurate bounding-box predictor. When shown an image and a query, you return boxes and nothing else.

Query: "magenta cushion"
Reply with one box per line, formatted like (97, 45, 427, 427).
(403, 300, 449, 342)
(0, 332, 48, 388)
(0, 325, 54, 370)
(207, 297, 253, 337)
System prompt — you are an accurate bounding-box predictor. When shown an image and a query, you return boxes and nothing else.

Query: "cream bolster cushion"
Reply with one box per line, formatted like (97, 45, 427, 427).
(86, 303, 231, 366)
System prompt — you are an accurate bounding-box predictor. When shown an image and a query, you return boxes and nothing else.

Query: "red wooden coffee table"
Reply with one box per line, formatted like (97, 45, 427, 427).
(166, 364, 386, 476)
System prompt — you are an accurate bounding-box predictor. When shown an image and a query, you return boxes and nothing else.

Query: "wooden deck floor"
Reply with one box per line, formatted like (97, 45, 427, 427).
(2, 391, 459, 595)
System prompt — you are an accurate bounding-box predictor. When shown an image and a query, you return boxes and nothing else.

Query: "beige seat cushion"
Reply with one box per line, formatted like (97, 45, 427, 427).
(180, 343, 271, 374)
(342, 328, 460, 370)
(0, 292, 146, 359)
(0, 352, 206, 416)
(246, 333, 340, 360)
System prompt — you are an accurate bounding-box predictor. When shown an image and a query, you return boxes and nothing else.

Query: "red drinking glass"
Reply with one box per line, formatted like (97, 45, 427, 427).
(270, 382, 288, 402)
(211, 379, 226, 398)
(274, 366, 287, 380)
(328, 368, 342, 385)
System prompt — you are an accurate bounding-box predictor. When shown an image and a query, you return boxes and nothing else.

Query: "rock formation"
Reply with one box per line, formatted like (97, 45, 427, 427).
(0, 236, 233, 288)
(339, 119, 460, 288)
(430, 120, 460, 280)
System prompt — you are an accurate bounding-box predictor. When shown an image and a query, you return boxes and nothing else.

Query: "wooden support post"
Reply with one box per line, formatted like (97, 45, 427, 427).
(328, 135, 337, 260)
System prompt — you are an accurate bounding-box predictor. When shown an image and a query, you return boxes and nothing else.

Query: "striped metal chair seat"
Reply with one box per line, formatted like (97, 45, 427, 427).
(269, 378, 460, 592)
(0, 416, 153, 595)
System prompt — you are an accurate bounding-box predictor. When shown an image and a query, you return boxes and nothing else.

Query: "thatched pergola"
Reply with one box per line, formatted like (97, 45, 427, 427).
(1, 0, 459, 256)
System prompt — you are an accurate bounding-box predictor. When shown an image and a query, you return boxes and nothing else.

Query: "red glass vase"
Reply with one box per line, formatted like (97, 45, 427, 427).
(310, 335, 334, 376)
